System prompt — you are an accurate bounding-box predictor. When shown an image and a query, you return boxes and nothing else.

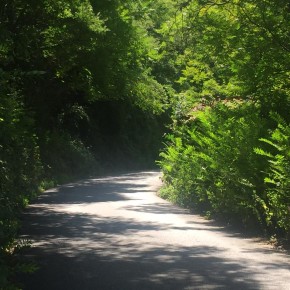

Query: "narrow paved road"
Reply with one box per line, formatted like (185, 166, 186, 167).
(20, 171, 290, 290)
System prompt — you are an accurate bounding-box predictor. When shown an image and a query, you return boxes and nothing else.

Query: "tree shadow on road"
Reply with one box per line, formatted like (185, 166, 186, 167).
(34, 172, 158, 205)
(17, 171, 289, 290)
(18, 209, 287, 290)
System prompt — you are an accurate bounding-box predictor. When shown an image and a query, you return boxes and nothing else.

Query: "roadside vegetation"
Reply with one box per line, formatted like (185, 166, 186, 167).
(0, 1, 167, 288)
(0, 0, 289, 288)
(157, 0, 290, 243)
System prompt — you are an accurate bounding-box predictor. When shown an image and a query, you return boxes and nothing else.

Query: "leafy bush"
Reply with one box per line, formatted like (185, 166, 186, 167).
(255, 114, 290, 238)
(0, 87, 41, 289)
(159, 101, 269, 228)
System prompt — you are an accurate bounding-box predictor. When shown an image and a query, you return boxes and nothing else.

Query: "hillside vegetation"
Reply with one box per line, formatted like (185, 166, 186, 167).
(0, 1, 289, 288)
(157, 0, 290, 241)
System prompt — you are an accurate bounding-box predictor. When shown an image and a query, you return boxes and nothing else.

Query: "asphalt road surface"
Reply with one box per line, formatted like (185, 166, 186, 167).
(19, 171, 290, 290)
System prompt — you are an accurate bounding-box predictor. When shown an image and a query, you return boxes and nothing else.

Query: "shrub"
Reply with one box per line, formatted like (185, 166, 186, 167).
(255, 114, 290, 238)
(159, 101, 268, 228)
(0, 89, 41, 289)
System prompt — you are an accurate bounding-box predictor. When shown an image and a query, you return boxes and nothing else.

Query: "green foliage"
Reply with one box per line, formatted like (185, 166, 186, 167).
(1, 0, 288, 285)
(154, 0, 290, 118)
(40, 131, 98, 183)
(255, 114, 290, 236)
(0, 74, 41, 289)
(0, 0, 169, 288)
(157, 0, 290, 241)
(159, 102, 269, 226)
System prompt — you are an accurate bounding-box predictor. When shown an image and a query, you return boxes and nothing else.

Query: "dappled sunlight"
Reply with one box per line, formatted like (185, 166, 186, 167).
(34, 171, 161, 206)
(19, 171, 290, 290)
(21, 210, 260, 289)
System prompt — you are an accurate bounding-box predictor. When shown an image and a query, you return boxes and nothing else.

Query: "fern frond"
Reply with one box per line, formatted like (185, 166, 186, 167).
(259, 138, 283, 151)
(254, 147, 273, 158)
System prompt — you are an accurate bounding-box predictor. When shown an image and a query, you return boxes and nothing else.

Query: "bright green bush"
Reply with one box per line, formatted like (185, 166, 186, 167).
(160, 101, 290, 238)
(255, 114, 290, 237)
(159, 101, 269, 227)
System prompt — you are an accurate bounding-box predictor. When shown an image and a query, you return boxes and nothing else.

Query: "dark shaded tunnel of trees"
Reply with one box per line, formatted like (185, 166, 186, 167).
(0, 0, 289, 288)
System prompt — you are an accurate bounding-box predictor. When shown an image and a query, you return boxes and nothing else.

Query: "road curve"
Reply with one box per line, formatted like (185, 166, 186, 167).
(19, 171, 290, 290)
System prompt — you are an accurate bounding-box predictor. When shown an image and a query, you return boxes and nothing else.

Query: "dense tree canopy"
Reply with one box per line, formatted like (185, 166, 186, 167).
(0, 0, 289, 288)
(157, 0, 290, 240)
(0, 1, 168, 287)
